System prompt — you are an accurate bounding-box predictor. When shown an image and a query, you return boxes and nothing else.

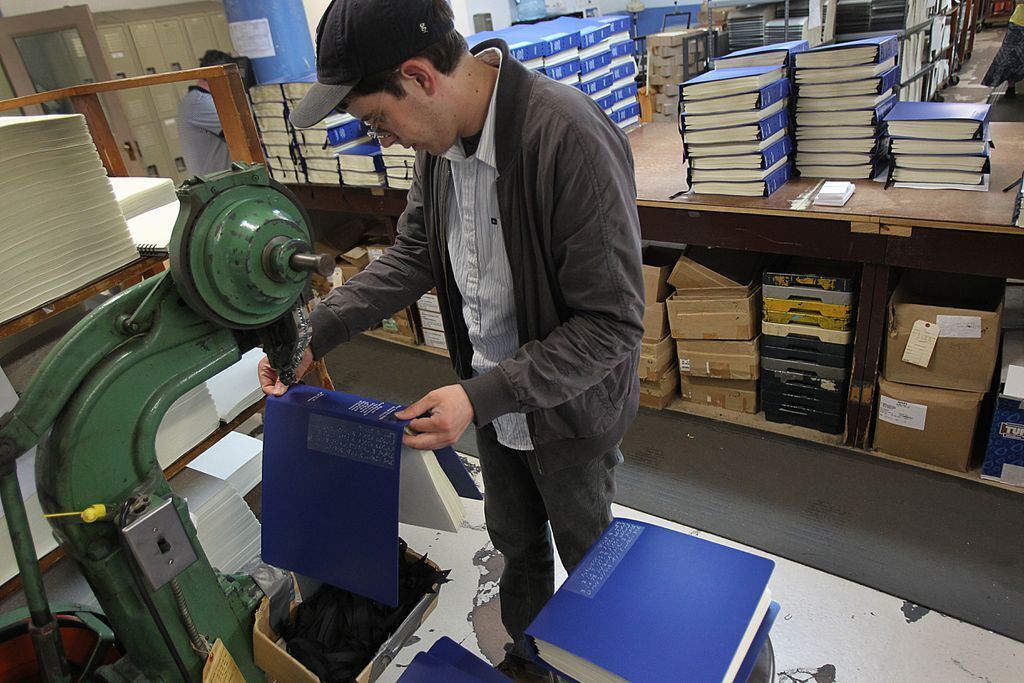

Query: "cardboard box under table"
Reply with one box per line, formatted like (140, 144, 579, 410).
(874, 377, 984, 472)
(680, 375, 758, 414)
(677, 338, 759, 380)
(640, 334, 676, 381)
(640, 364, 680, 410)
(667, 248, 763, 340)
(642, 246, 680, 305)
(883, 272, 1003, 393)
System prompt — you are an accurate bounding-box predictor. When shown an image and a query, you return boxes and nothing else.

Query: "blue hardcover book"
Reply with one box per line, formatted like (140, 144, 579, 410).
(326, 116, 366, 147)
(262, 384, 480, 606)
(884, 102, 991, 140)
(763, 163, 793, 195)
(682, 109, 790, 145)
(542, 57, 581, 81)
(796, 65, 900, 97)
(609, 101, 640, 124)
(611, 82, 638, 104)
(609, 38, 633, 59)
(733, 602, 781, 683)
(399, 638, 508, 682)
(681, 78, 790, 116)
(595, 90, 618, 111)
(795, 35, 899, 69)
(682, 65, 785, 100)
(581, 71, 615, 96)
(592, 14, 631, 35)
(580, 49, 613, 75)
(609, 59, 637, 82)
(543, 16, 612, 49)
(757, 136, 795, 168)
(512, 24, 581, 57)
(481, 27, 546, 63)
(525, 519, 776, 683)
(715, 40, 809, 68)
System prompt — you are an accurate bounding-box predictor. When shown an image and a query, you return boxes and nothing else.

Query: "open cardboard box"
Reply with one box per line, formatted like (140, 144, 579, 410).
(253, 552, 442, 683)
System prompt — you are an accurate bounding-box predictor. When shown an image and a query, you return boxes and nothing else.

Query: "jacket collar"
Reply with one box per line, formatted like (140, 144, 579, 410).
(469, 39, 537, 176)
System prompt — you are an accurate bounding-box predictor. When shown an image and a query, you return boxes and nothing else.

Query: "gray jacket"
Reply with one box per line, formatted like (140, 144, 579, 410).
(310, 39, 645, 473)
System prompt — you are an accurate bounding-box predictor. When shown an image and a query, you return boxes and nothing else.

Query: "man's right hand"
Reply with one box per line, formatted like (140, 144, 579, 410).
(258, 346, 314, 396)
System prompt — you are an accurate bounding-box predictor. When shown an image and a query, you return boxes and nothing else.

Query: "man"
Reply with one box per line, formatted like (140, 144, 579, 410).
(176, 49, 234, 175)
(259, 0, 644, 679)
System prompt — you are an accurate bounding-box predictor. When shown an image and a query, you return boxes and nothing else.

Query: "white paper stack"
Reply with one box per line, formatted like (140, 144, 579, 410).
(188, 477, 262, 573)
(382, 146, 416, 190)
(0, 115, 140, 324)
(186, 430, 263, 497)
(205, 348, 265, 423)
(109, 176, 180, 253)
(813, 181, 856, 206)
(155, 383, 220, 469)
(399, 446, 465, 533)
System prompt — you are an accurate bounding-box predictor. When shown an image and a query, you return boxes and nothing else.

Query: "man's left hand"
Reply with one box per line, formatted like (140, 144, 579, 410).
(395, 385, 474, 450)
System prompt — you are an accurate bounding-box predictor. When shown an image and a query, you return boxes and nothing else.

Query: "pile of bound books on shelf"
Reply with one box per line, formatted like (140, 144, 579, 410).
(467, 14, 639, 130)
(761, 262, 857, 435)
(249, 82, 306, 184)
(793, 36, 899, 180)
(679, 64, 792, 197)
(884, 102, 992, 191)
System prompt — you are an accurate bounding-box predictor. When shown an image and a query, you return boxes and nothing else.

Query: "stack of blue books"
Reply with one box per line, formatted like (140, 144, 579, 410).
(714, 40, 809, 70)
(885, 102, 992, 190)
(301, 113, 369, 186)
(680, 66, 792, 196)
(793, 36, 900, 179)
(525, 518, 779, 683)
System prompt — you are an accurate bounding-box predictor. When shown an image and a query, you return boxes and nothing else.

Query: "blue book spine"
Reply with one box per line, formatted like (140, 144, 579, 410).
(873, 94, 898, 124)
(609, 39, 633, 59)
(762, 136, 794, 167)
(610, 59, 636, 81)
(876, 35, 900, 64)
(764, 163, 792, 196)
(544, 58, 582, 81)
(580, 50, 613, 75)
(595, 91, 617, 110)
(590, 24, 613, 45)
(877, 66, 901, 93)
(326, 119, 366, 147)
(581, 72, 615, 95)
(756, 78, 791, 108)
(596, 14, 631, 34)
(758, 109, 790, 139)
(609, 102, 640, 123)
(506, 37, 545, 62)
(612, 82, 638, 103)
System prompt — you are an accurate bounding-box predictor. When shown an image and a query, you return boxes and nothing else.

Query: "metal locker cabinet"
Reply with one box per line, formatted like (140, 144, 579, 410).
(134, 121, 173, 178)
(160, 115, 188, 180)
(153, 17, 194, 102)
(182, 14, 218, 63)
(127, 20, 180, 119)
(96, 24, 139, 78)
(208, 12, 234, 54)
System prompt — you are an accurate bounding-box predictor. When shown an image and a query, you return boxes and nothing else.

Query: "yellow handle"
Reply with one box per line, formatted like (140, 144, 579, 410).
(43, 503, 108, 523)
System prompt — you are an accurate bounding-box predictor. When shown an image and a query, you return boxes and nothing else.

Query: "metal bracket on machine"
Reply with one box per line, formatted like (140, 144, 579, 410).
(120, 497, 197, 592)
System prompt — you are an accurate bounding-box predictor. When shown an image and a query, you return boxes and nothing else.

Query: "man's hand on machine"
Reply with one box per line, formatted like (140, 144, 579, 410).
(396, 385, 474, 450)
(259, 346, 314, 396)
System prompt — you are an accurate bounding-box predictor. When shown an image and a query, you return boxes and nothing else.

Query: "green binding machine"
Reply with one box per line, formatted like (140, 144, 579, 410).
(0, 164, 332, 681)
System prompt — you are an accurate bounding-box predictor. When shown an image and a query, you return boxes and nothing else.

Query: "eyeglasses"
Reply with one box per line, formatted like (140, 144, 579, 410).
(365, 92, 393, 142)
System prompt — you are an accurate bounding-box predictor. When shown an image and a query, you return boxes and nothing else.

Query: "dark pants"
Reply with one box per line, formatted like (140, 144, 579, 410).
(475, 424, 621, 658)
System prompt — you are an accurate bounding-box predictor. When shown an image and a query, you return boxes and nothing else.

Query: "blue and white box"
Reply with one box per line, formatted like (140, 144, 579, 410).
(982, 365, 1024, 487)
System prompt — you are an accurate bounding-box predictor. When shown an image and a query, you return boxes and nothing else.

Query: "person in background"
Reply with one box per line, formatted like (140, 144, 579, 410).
(176, 49, 234, 175)
(983, 2, 1024, 97)
(257, 0, 645, 680)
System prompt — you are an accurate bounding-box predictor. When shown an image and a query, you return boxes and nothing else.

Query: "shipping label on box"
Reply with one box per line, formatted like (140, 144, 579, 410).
(667, 288, 760, 340)
(677, 338, 760, 379)
(873, 377, 984, 472)
(680, 375, 758, 413)
(981, 365, 1024, 487)
(418, 309, 444, 332)
(418, 292, 440, 313)
(422, 328, 447, 349)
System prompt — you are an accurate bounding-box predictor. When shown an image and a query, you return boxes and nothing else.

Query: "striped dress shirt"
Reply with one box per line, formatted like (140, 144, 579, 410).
(443, 49, 533, 451)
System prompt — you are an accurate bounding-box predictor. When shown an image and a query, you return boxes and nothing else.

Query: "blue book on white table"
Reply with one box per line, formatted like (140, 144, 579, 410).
(262, 384, 480, 606)
(525, 518, 776, 683)
(884, 102, 991, 140)
(715, 40, 809, 69)
(795, 35, 899, 69)
(399, 637, 508, 682)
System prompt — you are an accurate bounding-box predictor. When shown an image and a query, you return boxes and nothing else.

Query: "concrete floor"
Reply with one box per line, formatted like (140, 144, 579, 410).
(379, 454, 1024, 683)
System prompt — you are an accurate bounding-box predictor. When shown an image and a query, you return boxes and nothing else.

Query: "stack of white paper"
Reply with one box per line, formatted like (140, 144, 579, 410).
(155, 384, 220, 469)
(399, 446, 465, 533)
(0, 115, 140, 324)
(382, 146, 416, 190)
(813, 181, 856, 206)
(186, 431, 263, 497)
(187, 477, 262, 573)
(109, 176, 176, 221)
(205, 348, 265, 423)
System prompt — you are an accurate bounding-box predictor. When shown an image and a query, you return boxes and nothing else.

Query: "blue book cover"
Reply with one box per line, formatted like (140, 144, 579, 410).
(595, 90, 618, 111)
(732, 602, 781, 683)
(873, 94, 899, 123)
(798, 35, 899, 66)
(763, 162, 793, 196)
(884, 101, 991, 125)
(581, 71, 615, 96)
(326, 117, 366, 147)
(525, 519, 775, 683)
(683, 65, 784, 89)
(610, 59, 637, 82)
(609, 38, 633, 59)
(580, 49, 613, 75)
(512, 24, 580, 56)
(543, 57, 582, 81)
(875, 66, 902, 93)
(609, 101, 640, 124)
(681, 78, 790, 113)
(399, 638, 508, 682)
(481, 27, 546, 62)
(759, 136, 794, 168)
(592, 14, 631, 35)
(716, 40, 809, 66)
(262, 384, 480, 606)
(543, 16, 613, 49)
(611, 82, 638, 104)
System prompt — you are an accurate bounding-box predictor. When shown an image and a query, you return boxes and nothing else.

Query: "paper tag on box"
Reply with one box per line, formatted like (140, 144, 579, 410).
(902, 320, 939, 367)
(878, 396, 927, 431)
(935, 315, 981, 338)
(679, 358, 691, 372)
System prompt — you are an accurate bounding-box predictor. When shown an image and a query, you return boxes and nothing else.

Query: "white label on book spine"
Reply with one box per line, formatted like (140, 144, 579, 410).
(935, 315, 982, 338)
(228, 18, 275, 59)
(878, 396, 927, 431)
(902, 320, 939, 367)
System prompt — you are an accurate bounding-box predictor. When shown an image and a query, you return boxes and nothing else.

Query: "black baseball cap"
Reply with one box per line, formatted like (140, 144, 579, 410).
(290, 0, 455, 128)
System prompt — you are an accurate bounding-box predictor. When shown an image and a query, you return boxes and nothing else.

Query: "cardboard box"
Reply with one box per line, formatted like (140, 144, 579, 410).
(667, 288, 760, 340)
(418, 309, 444, 332)
(639, 334, 676, 381)
(640, 364, 679, 410)
(677, 337, 760, 380)
(422, 327, 447, 350)
(873, 377, 984, 472)
(981, 365, 1024, 486)
(680, 375, 758, 413)
(379, 308, 418, 344)
(253, 554, 440, 683)
(643, 302, 669, 342)
(668, 247, 763, 297)
(418, 292, 440, 313)
(883, 272, 1003, 392)
(642, 246, 680, 305)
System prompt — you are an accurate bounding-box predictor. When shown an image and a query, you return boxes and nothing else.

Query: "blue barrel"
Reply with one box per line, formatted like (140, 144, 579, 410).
(223, 0, 316, 84)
